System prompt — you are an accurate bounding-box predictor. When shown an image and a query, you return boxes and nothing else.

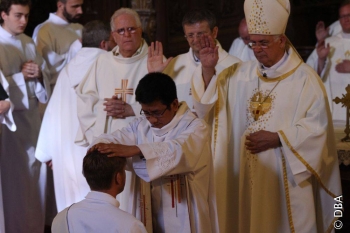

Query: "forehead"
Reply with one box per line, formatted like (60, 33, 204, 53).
(249, 34, 275, 42)
(7, 4, 30, 14)
(339, 4, 350, 15)
(66, 0, 84, 6)
(114, 14, 137, 27)
(141, 100, 165, 111)
(183, 21, 211, 33)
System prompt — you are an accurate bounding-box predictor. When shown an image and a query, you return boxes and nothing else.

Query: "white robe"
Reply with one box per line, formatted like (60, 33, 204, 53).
(35, 48, 107, 212)
(33, 13, 83, 87)
(306, 32, 350, 121)
(52, 191, 147, 233)
(0, 71, 16, 132)
(164, 41, 240, 111)
(91, 103, 218, 233)
(228, 37, 256, 62)
(76, 41, 149, 215)
(0, 26, 50, 233)
(192, 47, 342, 233)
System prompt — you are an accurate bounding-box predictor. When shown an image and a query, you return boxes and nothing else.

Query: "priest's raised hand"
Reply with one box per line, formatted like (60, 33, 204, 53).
(198, 34, 219, 89)
(147, 41, 173, 72)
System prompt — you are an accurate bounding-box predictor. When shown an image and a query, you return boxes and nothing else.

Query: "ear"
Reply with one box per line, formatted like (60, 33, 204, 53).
(172, 99, 179, 111)
(115, 172, 122, 185)
(1, 11, 8, 21)
(57, 1, 64, 11)
(279, 35, 287, 48)
(212, 26, 219, 39)
(100, 40, 107, 50)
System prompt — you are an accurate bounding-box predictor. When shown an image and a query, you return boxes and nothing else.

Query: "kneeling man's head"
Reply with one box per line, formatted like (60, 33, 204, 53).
(136, 72, 179, 129)
(83, 150, 127, 196)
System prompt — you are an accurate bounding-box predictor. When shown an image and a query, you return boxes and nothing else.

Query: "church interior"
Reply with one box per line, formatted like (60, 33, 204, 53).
(13, 0, 350, 231)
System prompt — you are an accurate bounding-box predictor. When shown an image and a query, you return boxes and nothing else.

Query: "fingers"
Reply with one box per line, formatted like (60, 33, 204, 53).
(149, 41, 162, 57)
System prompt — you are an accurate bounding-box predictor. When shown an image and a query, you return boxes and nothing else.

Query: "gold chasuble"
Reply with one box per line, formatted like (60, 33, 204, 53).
(191, 47, 342, 233)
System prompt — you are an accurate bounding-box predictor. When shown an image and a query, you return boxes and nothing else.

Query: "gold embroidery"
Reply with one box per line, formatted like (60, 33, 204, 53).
(281, 149, 295, 233)
(256, 61, 303, 83)
(279, 130, 337, 198)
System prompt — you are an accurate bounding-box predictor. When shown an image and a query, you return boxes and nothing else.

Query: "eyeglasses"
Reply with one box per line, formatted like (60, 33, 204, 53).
(248, 41, 271, 49)
(140, 107, 168, 118)
(114, 27, 140, 35)
(184, 31, 208, 39)
(339, 14, 350, 20)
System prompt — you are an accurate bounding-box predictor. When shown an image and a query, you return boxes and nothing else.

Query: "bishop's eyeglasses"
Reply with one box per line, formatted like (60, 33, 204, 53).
(140, 107, 168, 118)
(114, 27, 140, 35)
(248, 41, 270, 49)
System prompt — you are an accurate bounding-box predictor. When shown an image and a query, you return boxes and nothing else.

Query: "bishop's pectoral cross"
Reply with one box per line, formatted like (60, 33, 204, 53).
(334, 84, 350, 142)
(115, 79, 133, 101)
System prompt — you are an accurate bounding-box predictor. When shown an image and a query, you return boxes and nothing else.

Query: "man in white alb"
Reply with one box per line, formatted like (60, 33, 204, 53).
(163, 9, 240, 112)
(52, 150, 147, 233)
(228, 18, 256, 62)
(191, 0, 342, 232)
(89, 73, 217, 233)
(76, 7, 170, 214)
(307, 0, 350, 122)
(0, 0, 51, 232)
(33, 0, 83, 90)
(35, 20, 116, 212)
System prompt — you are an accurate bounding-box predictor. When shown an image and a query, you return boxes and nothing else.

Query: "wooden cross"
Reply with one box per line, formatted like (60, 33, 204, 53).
(115, 79, 133, 101)
(334, 84, 350, 142)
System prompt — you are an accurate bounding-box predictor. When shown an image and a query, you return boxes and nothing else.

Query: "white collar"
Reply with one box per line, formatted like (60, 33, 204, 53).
(151, 102, 189, 137)
(85, 191, 120, 208)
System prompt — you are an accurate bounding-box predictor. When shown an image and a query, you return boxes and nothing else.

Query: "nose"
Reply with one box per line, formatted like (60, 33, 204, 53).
(147, 116, 158, 125)
(21, 15, 28, 24)
(77, 6, 83, 14)
(123, 29, 132, 37)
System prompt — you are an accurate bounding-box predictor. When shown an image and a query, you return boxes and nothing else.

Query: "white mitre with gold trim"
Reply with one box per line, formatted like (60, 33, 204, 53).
(244, 0, 290, 35)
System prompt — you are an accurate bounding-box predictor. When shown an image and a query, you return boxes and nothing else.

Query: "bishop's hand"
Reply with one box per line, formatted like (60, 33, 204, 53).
(245, 130, 281, 154)
(147, 41, 173, 73)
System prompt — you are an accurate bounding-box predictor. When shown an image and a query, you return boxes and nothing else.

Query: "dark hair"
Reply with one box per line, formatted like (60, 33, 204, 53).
(0, 0, 31, 24)
(136, 72, 177, 106)
(82, 20, 111, 48)
(83, 150, 127, 191)
(340, 0, 350, 9)
(182, 9, 216, 30)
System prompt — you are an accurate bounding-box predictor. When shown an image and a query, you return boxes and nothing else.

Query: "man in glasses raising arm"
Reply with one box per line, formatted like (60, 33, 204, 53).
(89, 72, 218, 233)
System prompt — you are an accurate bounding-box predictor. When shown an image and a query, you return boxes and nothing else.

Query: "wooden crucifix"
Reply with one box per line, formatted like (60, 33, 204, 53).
(333, 84, 350, 142)
(115, 79, 133, 101)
